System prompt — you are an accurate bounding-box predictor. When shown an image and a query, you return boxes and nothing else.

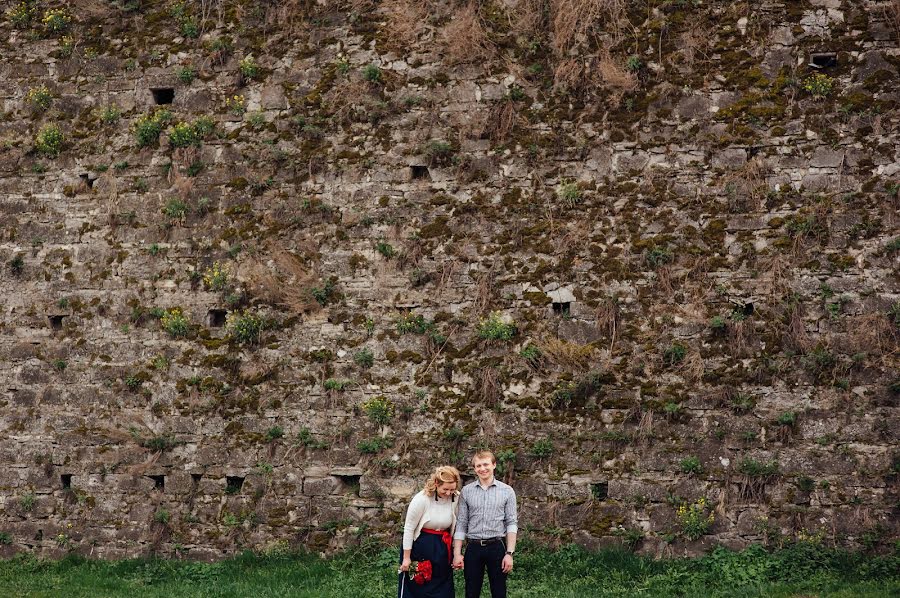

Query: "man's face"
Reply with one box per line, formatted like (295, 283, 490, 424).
(473, 456, 495, 482)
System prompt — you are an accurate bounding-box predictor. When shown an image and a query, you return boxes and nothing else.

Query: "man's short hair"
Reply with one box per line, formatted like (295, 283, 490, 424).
(472, 450, 496, 464)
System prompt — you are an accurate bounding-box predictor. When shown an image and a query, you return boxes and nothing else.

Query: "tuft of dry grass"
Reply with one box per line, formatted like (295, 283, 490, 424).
(475, 366, 501, 407)
(511, 0, 549, 38)
(675, 24, 711, 68)
(471, 266, 495, 315)
(484, 99, 520, 144)
(440, 3, 494, 65)
(381, 0, 428, 51)
(552, 57, 587, 93)
(595, 296, 621, 352)
(539, 337, 595, 370)
(782, 299, 810, 353)
(593, 50, 638, 103)
(239, 244, 318, 315)
(847, 312, 898, 363)
(885, 0, 900, 41)
(723, 156, 770, 213)
(551, 0, 624, 57)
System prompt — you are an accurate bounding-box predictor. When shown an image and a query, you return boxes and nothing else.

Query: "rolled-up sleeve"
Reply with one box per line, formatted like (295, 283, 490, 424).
(453, 489, 469, 541)
(504, 488, 518, 534)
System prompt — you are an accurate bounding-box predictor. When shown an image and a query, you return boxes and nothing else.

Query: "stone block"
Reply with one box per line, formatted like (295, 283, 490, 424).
(303, 476, 339, 496)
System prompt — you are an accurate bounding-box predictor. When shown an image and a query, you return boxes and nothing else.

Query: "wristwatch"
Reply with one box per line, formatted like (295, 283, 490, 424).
(505, 550, 514, 556)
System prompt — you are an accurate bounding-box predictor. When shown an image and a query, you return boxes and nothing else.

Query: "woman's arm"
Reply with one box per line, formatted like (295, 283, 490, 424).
(402, 493, 425, 550)
(401, 493, 425, 571)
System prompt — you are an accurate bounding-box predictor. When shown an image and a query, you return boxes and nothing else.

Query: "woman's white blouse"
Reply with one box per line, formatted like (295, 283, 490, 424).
(402, 491, 458, 550)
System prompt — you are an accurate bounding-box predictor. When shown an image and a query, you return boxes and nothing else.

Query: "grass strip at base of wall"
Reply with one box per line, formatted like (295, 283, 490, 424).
(0, 541, 897, 597)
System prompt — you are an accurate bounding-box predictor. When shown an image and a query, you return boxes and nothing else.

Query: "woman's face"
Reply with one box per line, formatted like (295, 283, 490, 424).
(436, 481, 457, 499)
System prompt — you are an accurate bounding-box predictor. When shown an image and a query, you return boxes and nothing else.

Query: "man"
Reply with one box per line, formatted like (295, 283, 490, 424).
(452, 450, 518, 598)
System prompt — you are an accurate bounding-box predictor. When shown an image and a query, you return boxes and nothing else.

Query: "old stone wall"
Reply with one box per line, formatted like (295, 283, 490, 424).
(0, 0, 897, 560)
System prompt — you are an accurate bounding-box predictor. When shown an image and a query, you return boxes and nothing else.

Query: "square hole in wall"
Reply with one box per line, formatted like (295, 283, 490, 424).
(552, 302, 571, 316)
(79, 173, 94, 189)
(208, 309, 227, 327)
(590, 482, 608, 501)
(147, 474, 165, 491)
(225, 476, 244, 494)
(809, 52, 837, 69)
(336, 474, 361, 496)
(411, 165, 430, 180)
(151, 87, 175, 105)
(60, 474, 73, 489)
(191, 473, 203, 485)
(49, 315, 65, 330)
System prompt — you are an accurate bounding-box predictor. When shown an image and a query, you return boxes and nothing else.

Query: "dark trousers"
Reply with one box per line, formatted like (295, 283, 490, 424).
(464, 541, 507, 598)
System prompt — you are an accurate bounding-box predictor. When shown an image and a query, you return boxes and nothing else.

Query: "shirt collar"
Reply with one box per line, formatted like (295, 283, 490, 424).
(477, 477, 497, 489)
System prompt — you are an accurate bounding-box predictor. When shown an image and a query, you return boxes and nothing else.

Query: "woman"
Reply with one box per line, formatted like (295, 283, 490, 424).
(398, 465, 461, 598)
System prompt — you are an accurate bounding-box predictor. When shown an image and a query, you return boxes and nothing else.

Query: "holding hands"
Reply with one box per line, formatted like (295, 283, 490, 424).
(452, 554, 464, 570)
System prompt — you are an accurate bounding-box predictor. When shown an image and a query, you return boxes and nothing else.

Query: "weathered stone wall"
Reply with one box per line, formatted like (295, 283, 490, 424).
(0, 0, 897, 560)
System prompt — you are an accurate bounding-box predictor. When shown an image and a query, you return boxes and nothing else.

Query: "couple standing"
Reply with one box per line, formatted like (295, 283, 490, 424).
(399, 450, 518, 598)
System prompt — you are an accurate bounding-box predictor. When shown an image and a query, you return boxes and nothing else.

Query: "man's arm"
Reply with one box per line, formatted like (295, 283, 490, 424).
(452, 490, 469, 569)
(502, 487, 518, 573)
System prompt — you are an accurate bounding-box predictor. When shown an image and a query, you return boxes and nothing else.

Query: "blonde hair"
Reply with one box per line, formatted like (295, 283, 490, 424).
(424, 465, 462, 497)
(472, 450, 496, 464)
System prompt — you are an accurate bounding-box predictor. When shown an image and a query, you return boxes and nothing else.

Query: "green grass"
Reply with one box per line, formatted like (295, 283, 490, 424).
(0, 542, 896, 597)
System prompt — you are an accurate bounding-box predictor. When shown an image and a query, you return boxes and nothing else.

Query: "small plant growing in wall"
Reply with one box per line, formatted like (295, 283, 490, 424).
(98, 106, 121, 125)
(163, 198, 189, 223)
(353, 348, 374, 369)
(324, 378, 352, 391)
(375, 241, 396, 258)
(227, 310, 264, 344)
(239, 55, 260, 81)
(310, 278, 336, 306)
(9, 254, 25, 276)
(357, 436, 393, 454)
(41, 8, 70, 33)
(424, 140, 454, 167)
(226, 95, 245, 115)
(646, 245, 673, 268)
(134, 109, 173, 147)
(26, 85, 53, 111)
(362, 63, 381, 83)
(264, 426, 284, 442)
(362, 395, 394, 425)
(676, 497, 714, 540)
(9, 2, 36, 29)
(477, 311, 517, 341)
(169, 117, 215, 148)
(802, 73, 833, 98)
(529, 438, 554, 458)
(202, 261, 229, 291)
(34, 123, 63, 156)
(556, 180, 582, 207)
(679, 456, 702, 475)
(19, 492, 36, 512)
(519, 345, 542, 368)
(160, 308, 190, 338)
(495, 449, 517, 477)
(124, 373, 144, 391)
(663, 342, 686, 366)
(177, 66, 196, 84)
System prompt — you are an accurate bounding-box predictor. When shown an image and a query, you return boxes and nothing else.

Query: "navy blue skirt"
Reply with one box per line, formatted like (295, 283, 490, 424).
(397, 531, 454, 598)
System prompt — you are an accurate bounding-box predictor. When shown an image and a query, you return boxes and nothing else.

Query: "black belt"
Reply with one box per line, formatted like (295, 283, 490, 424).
(472, 537, 503, 546)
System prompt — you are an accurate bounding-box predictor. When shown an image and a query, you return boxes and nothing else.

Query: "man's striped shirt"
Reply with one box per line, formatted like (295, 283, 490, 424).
(453, 478, 518, 541)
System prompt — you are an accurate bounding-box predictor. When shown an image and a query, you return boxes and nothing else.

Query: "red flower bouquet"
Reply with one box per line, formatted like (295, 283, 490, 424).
(409, 559, 433, 585)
